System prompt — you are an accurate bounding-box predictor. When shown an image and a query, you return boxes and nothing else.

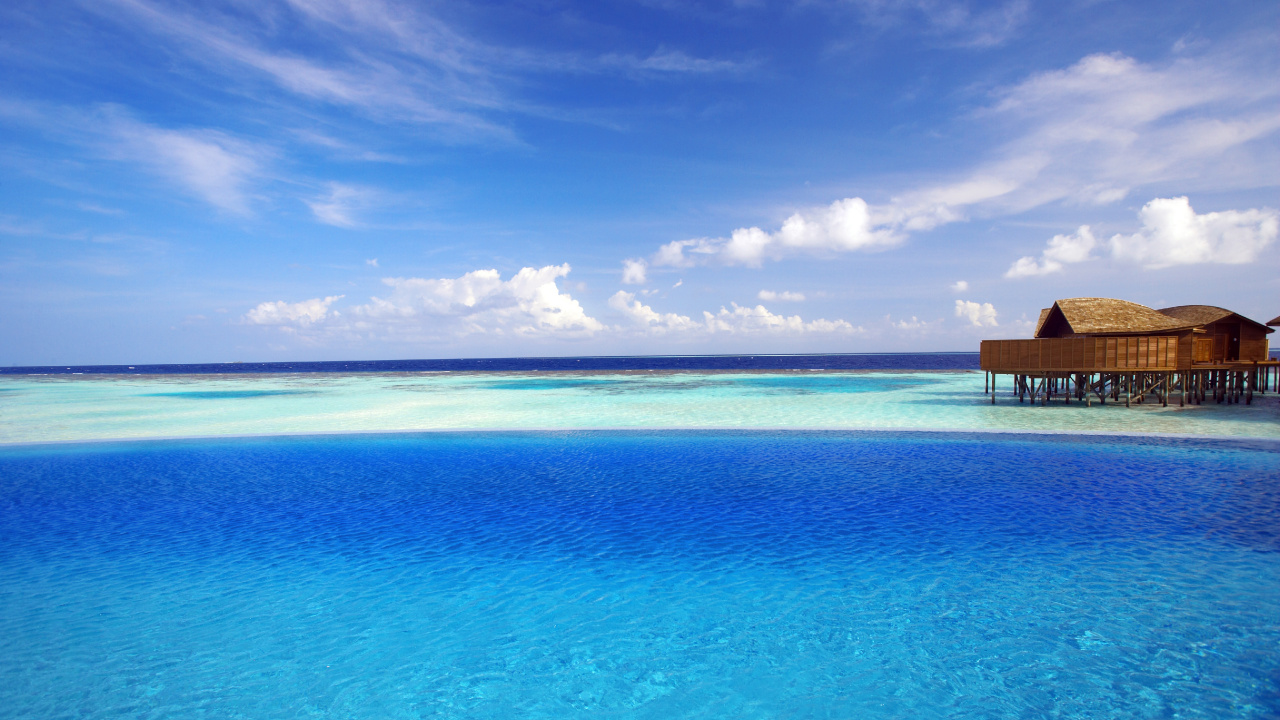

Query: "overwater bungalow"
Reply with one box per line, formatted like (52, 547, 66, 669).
(980, 298, 1276, 406)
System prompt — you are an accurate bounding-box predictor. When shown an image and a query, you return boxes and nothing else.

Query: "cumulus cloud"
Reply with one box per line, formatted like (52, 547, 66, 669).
(608, 291, 700, 333)
(245, 295, 344, 326)
(653, 197, 901, 268)
(1006, 197, 1277, 276)
(949, 280, 969, 292)
(352, 264, 603, 337)
(704, 304, 857, 334)
(1109, 197, 1278, 268)
(955, 300, 998, 327)
(610, 292, 857, 335)
(758, 290, 805, 301)
(247, 265, 603, 340)
(888, 315, 934, 331)
(366, 258, 379, 267)
(621, 258, 647, 284)
(1005, 225, 1097, 277)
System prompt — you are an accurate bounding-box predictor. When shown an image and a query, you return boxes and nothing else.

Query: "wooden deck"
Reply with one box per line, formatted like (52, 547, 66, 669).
(978, 337, 1277, 407)
(980, 336, 1181, 373)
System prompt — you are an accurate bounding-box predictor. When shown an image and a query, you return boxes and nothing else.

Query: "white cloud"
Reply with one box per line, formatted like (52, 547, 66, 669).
(955, 300, 998, 327)
(608, 291, 700, 333)
(970, 51, 1280, 213)
(1109, 196, 1278, 268)
(706, 304, 857, 334)
(652, 197, 901, 268)
(107, 116, 261, 214)
(245, 295, 344, 326)
(1006, 197, 1277, 276)
(848, 0, 1029, 49)
(351, 264, 603, 337)
(307, 183, 375, 227)
(94, 0, 748, 144)
(621, 258, 648, 284)
(642, 50, 1279, 272)
(247, 265, 603, 340)
(888, 315, 936, 331)
(0, 101, 266, 214)
(94, 0, 513, 140)
(1005, 225, 1097, 277)
(366, 258, 379, 267)
(758, 290, 805, 301)
(600, 48, 751, 75)
(610, 292, 858, 335)
(950, 280, 969, 292)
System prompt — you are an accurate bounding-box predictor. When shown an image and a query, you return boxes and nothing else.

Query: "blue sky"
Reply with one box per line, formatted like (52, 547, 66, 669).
(1, 0, 1277, 364)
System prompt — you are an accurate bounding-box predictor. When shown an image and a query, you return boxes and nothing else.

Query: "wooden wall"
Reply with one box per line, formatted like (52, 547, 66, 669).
(1239, 325, 1270, 362)
(980, 335, 1183, 372)
(1200, 320, 1271, 362)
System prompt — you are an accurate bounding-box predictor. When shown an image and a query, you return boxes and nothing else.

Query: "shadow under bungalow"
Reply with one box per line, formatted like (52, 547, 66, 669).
(979, 298, 1279, 406)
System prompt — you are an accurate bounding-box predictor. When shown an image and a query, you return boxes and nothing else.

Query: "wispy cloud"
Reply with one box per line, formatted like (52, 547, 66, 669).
(306, 182, 378, 227)
(0, 101, 268, 214)
(758, 290, 805, 301)
(96, 0, 512, 141)
(598, 48, 754, 75)
(642, 49, 1280, 271)
(92, 0, 750, 144)
(841, 0, 1029, 48)
(104, 114, 263, 214)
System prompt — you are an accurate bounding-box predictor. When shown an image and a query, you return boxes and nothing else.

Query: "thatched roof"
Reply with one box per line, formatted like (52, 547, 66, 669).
(1159, 305, 1234, 326)
(1039, 297, 1196, 337)
(1034, 308, 1050, 336)
(1269, 315, 1280, 327)
(1160, 305, 1274, 333)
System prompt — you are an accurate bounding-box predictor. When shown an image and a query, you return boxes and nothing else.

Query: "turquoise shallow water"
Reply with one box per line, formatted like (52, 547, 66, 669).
(1, 431, 1277, 718)
(1, 370, 1278, 443)
(3, 373, 1278, 717)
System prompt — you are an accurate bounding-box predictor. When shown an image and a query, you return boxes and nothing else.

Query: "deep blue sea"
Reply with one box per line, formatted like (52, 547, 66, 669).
(0, 352, 979, 375)
(2, 431, 1277, 718)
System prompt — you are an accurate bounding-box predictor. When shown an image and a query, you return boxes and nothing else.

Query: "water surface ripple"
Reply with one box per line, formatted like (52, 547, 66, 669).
(1, 431, 1277, 718)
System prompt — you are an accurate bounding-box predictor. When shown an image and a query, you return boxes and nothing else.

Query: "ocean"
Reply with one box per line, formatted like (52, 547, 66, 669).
(0, 352, 981, 375)
(1, 355, 1278, 717)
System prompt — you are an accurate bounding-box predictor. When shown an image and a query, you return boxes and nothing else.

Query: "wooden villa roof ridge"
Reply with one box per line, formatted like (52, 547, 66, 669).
(1159, 305, 1275, 334)
(1034, 308, 1050, 336)
(1268, 315, 1280, 327)
(1038, 297, 1196, 337)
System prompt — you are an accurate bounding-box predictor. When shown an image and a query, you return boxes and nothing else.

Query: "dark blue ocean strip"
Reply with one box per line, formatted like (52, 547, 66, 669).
(1, 353, 980, 375)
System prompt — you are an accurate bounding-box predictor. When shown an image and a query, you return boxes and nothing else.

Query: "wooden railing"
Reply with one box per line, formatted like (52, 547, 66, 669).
(980, 336, 1180, 373)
